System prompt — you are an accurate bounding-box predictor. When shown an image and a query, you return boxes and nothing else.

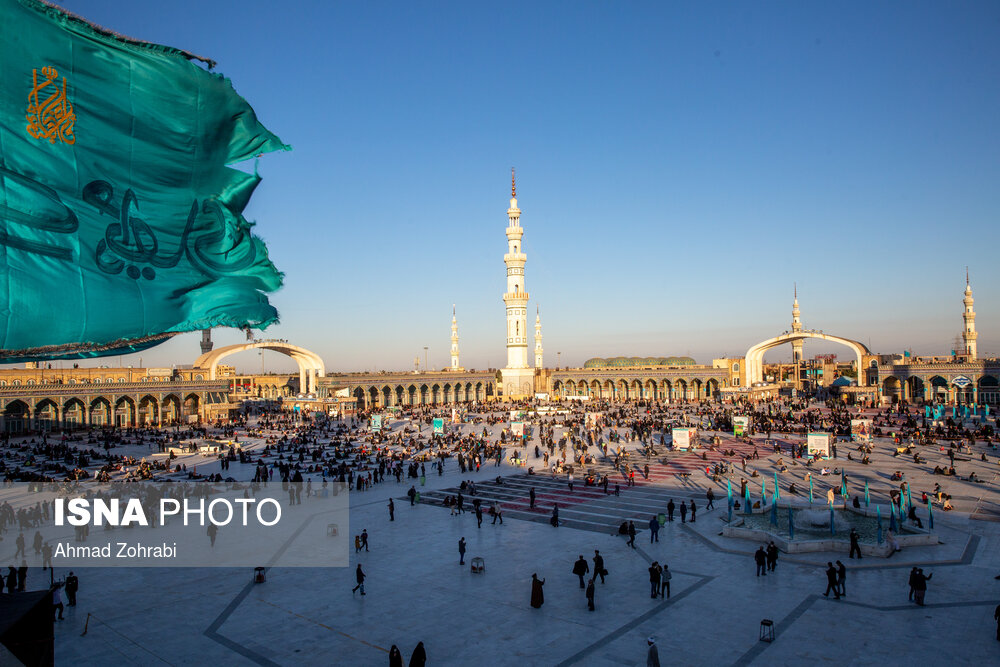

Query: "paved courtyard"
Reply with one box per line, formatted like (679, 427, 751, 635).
(28, 411, 1000, 666)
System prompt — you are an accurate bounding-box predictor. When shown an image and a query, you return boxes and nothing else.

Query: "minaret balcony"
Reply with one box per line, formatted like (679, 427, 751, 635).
(503, 291, 530, 302)
(503, 253, 526, 263)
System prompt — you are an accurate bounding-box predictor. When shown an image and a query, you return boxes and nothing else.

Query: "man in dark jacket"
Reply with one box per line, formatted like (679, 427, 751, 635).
(648, 562, 662, 598)
(824, 562, 840, 599)
(593, 550, 606, 584)
(586, 578, 596, 611)
(352, 564, 366, 595)
(64, 572, 79, 606)
(755, 547, 767, 577)
(666, 499, 675, 521)
(573, 555, 590, 588)
(766, 542, 779, 572)
(912, 568, 932, 606)
(627, 521, 637, 549)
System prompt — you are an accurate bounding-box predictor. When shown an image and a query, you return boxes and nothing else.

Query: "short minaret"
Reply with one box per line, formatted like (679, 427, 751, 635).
(963, 269, 978, 360)
(200, 329, 213, 355)
(450, 305, 462, 371)
(791, 284, 804, 363)
(534, 306, 544, 369)
(501, 169, 535, 398)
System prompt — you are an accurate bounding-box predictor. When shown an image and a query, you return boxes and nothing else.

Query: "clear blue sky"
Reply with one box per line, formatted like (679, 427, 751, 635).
(44, 1, 1000, 372)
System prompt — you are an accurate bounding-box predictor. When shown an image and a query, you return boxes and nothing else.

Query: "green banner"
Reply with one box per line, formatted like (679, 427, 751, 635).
(0, 0, 288, 361)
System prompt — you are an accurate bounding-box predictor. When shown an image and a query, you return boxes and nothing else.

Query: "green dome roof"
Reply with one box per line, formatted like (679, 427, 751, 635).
(582, 356, 696, 369)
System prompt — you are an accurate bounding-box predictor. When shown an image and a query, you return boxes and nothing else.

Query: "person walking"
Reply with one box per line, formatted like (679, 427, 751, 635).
(824, 562, 841, 599)
(648, 516, 660, 543)
(666, 499, 675, 522)
(51, 584, 65, 621)
(407, 486, 417, 506)
(908, 567, 919, 600)
(689, 499, 697, 523)
(529, 486, 536, 510)
(849, 528, 862, 559)
(994, 602, 1000, 641)
(408, 641, 426, 667)
(593, 550, 606, 584)
(458, 537, 466, 565)
(475, 505, 483, 529)
(755, 547, 767, 577)
(352, 564, 366, 595)
(836, 560, 847, 597)
(491, 502, 503, 525)
(706, 488, 715, 510)
(659, 564, 671, 598)
(389, 645, 403, 667)
(530, 573, 545, 608)
(912, 568, 932, 606)
(766, 542, 779, 572)
(680, 501, 688, 523)
(585, 577, 595, 611)
(647, 637, 660, 667)
(648, 562, 662, 598)
(388, 498, 395, 521)
(551, 504, 560, 527)
(64, 572, 79, 606)
(627, 521, 637, 549)
(361, 529, 369, 552)
(573, 555, 590, 588)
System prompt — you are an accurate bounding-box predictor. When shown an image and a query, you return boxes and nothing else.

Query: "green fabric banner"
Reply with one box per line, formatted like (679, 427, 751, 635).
(0, 0, 287, 362)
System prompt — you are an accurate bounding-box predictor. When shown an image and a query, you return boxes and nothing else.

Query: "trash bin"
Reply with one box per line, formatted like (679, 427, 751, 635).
(470, 557, 485, 573)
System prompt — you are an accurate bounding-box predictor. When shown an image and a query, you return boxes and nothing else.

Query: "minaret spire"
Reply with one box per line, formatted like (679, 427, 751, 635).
(534, 306, 544, 369)
(501, 171, 533, 398)
(963, 272, 977, 360)
(791, 285, 803, 363)
(450, 304, 462, 371)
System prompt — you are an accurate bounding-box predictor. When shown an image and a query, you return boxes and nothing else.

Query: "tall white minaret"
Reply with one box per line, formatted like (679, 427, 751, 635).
(963, 269, 978, 360)
(791, 284, 803, 363)
(504, 169, 529, 369)
(534, 306, 544, 369)
(501, 169, 534, 398)
(450, 305, 461, 370)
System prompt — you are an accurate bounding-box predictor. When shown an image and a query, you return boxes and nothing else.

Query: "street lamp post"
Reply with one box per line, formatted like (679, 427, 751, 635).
(423, 346, 428, 373)
(557, 351, 561, 370)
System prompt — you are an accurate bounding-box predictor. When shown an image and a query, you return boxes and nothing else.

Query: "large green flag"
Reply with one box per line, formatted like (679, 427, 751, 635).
(0, 0, 287, 362)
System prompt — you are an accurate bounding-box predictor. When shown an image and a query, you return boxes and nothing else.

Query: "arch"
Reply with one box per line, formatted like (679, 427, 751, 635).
(62, 398, 86, 429)
(706, 378, 720, 398)
(182, 393, 200, 421)
(906, 377, 925, 402)
(194, 341, 325, 394)
(3, 400, 30, 433)
(162, 394, 181, 424)
(90, 397, 111, 426)
(745, 332, 870, 385)
(138, 395, 159, 426)
(882, 377, 901, 403)
(675, 379, 689, 401)
(114, 396, 136, 427)
(474, 382, 484, 402)
(368, 386, 379, 408)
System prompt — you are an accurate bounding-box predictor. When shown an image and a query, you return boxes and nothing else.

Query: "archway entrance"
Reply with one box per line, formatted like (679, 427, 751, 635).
(194, 342, 325, 394)
(745, 332, 871, 387)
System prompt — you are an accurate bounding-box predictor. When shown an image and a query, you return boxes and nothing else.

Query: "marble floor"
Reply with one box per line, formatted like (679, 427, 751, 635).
(42, 453, 1000, 666)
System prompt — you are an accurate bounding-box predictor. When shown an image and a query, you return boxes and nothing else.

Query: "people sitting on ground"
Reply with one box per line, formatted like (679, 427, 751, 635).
(788, 483, 798, 495)
(942, 497, 954, 511)
(967, 472, 979, 483)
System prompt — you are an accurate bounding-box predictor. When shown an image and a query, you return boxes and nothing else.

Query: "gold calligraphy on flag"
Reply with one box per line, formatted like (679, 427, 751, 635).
(25, 66, 76, 145)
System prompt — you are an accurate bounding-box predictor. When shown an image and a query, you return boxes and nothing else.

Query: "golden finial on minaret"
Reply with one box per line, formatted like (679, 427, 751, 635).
(511, 167, 516, 198)
(966, 266, 969, 285)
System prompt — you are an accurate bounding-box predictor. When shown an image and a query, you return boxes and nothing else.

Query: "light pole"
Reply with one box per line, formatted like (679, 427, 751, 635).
(557, 351, 561, 370)
(423, 346, 428, 373)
